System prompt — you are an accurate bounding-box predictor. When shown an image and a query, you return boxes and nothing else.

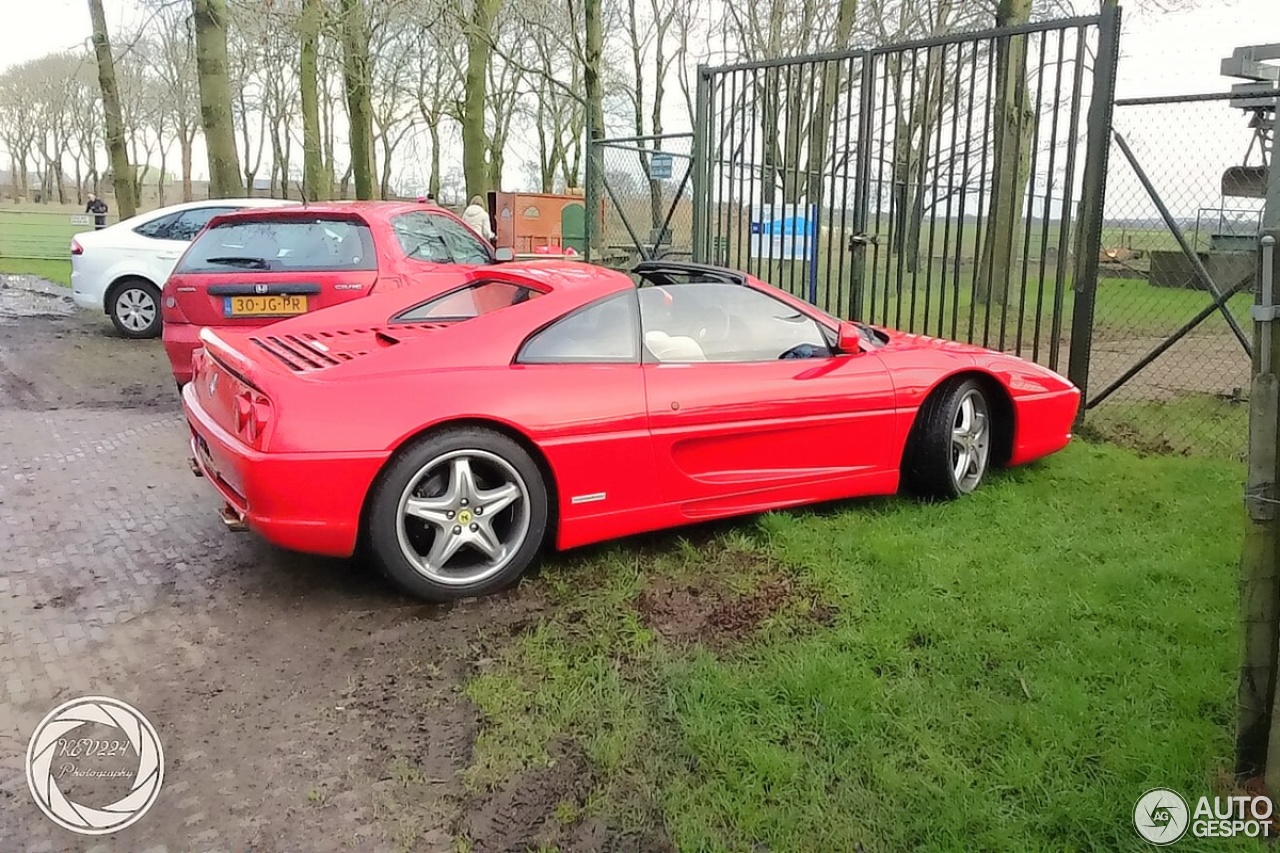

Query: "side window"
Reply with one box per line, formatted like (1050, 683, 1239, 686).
(166, 207, 238, 242)
(391, 211, 493, 265)
(133, 213, 179, 240)
(395, 281, 542, 322)
(639, 281, 830, 362)
(518, 291, 639, 364)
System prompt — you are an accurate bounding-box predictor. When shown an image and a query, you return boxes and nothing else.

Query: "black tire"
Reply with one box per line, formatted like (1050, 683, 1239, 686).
(902, 378, 993, 500)
(108, 278, 162, 339)
(366, 427, 549, 602)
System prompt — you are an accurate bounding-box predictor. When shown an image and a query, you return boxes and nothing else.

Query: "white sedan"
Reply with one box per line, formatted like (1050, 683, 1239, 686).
(70, 198, 299, 338)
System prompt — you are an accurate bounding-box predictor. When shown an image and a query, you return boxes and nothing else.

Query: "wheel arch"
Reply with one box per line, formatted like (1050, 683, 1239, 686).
(356, 416, 562, 555)
(900, 369, 1016, 471)
(103, 273, 159, 316)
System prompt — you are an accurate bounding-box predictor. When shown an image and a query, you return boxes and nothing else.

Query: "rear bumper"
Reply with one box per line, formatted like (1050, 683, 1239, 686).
(164, 322, 201, 385)
(70, 268, 105, 312)
(182, 383, 384, 557)
(1008, 387, 1081, 466)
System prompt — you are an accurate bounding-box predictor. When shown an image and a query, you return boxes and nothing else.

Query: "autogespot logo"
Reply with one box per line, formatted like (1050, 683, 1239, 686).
(1135, 788, 1190, 845)
(1134, 788, 1276, 845)
(26, 695, 164, 835)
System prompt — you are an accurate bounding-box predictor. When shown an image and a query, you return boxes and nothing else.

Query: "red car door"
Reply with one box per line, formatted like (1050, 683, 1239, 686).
(640, 281, 898, 514)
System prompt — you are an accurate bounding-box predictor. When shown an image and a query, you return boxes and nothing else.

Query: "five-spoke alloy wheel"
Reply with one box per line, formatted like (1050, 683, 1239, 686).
(367, 428, 549, 601)
(903, 377, 995, 500)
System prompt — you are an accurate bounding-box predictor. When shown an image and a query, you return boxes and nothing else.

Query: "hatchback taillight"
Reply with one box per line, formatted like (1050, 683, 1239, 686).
(70, 239, 83, 256)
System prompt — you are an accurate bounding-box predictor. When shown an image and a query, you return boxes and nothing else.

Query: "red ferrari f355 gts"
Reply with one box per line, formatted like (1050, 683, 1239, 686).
(183, 260, 1079, 601)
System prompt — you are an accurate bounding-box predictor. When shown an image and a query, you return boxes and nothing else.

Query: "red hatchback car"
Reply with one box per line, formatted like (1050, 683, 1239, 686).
(183, 259, 1079, 603)
(162, 201, 508, 385)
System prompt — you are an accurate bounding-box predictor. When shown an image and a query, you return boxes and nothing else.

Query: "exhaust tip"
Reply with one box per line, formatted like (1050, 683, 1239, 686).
(189, 457, 204, 477)
(219, 503, 248, 532)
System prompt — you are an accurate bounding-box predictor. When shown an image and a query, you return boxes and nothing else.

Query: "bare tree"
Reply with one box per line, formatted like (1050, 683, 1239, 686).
(299, 0, 327, 199)
(89, 0, 137, 216)
(150, 3, 203, 201)
(339, 0, 376, 199)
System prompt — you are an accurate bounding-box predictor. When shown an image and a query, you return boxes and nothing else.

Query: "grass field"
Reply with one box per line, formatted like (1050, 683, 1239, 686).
(0, 257, 72, 287)
(463, 441, 1250, 851)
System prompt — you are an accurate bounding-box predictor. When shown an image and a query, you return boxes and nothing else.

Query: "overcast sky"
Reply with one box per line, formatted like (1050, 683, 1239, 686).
(2, 0, 1274, 95)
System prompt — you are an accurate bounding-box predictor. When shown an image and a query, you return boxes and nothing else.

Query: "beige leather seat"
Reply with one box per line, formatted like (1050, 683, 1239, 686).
(644, 330, 706, 362)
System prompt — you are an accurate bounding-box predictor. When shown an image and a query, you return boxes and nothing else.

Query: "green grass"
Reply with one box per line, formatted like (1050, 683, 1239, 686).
(467, 442, 1252, 851)
(0, 206, 93, 261)
(1083, 393, 1249, 461)
(0, 257, 71, 286)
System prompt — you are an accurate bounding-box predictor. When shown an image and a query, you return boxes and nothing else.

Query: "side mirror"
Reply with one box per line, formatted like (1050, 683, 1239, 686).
(836, 321, 864, 354)
(493, 247, 514, 262)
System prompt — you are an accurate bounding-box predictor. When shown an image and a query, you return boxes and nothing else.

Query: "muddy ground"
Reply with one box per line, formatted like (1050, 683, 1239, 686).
(0, 275, 602, 852)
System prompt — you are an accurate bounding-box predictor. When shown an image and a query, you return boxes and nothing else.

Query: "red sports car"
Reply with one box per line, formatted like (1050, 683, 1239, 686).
(162, 201, 509, 386)
(183, 260, 1079, 602)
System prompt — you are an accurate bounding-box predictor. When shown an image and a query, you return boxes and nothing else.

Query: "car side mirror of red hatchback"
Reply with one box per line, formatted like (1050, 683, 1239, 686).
(836, 321, 865, 354)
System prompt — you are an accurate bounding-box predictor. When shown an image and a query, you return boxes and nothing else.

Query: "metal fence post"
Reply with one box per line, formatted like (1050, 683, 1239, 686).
(1066, 3, 1121, 412)
(584, 111, 598, 264)
(848, 54, 877, 319)
(691, 66, 712, 263)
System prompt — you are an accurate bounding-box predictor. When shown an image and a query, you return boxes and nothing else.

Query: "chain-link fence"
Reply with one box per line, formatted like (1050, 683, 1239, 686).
(586, 133, 695, 269)
(1082, 92, 1270, 460)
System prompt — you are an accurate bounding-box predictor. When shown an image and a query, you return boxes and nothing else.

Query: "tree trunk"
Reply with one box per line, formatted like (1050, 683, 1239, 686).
(88, 0, 136, 218)
(428, 122, 441, 199)
(976, 0, 1033, 306)
(339, 0, 374, 200)
(180, 130, 194, 201)
(461, 0, 497, 199)
(299, 0, 326, 200)
(192, 0, 244, 197)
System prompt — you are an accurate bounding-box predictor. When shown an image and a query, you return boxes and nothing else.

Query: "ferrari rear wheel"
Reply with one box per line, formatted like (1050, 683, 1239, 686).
(903, 378, 992, 500)
(367, 428, 549, 601)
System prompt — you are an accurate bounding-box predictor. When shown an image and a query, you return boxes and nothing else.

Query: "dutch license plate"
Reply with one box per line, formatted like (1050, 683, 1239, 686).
(224, 294, 308, 317)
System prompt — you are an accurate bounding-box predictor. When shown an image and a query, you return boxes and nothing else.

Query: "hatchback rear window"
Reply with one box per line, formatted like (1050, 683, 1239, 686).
(174, 217, 377, 273)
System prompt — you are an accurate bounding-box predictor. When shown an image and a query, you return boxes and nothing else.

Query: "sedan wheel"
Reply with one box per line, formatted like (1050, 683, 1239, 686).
(109, 280, 162, 339)
(903, 378, 994, 500)
(367, 429, 549, 601)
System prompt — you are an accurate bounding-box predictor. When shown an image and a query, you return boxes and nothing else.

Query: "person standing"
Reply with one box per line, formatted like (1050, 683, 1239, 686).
(85, 192, 108, 230)
(462, 195, 494, 242)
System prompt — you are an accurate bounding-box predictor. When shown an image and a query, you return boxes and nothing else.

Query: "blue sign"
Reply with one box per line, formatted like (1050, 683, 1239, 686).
(650, 153, 673, 180)
(749, 204, 817, 262)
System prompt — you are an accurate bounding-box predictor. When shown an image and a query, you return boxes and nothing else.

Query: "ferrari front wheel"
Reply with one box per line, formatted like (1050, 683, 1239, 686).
(903, 378, 992, 500)
(367, 428, 549, 601)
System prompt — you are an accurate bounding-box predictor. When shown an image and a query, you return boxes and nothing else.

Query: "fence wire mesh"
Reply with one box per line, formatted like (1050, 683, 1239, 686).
(1084, 94, 1267, 460)
(588, 134, 695, 270)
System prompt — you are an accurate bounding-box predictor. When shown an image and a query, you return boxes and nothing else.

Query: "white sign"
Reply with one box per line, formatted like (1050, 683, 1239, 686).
(748, 203, 816, 262)
(650, 153, 673, 180)
(70, 214, 93, 226)
(27, 695, 165, 835)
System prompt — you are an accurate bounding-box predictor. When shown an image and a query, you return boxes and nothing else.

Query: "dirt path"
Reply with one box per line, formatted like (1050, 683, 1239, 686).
(0, 275, 554, 852)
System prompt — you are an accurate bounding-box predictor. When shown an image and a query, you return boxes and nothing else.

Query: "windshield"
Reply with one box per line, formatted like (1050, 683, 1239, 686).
(391, 211, 493, 265)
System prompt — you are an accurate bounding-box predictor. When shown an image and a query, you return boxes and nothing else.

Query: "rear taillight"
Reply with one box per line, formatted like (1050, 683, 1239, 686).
(70, 239, 83, 256)
(234, 388, 272, 448)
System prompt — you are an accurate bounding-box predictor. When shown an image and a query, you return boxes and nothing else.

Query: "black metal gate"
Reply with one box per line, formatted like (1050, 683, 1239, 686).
(687, 9, 1121, 392)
